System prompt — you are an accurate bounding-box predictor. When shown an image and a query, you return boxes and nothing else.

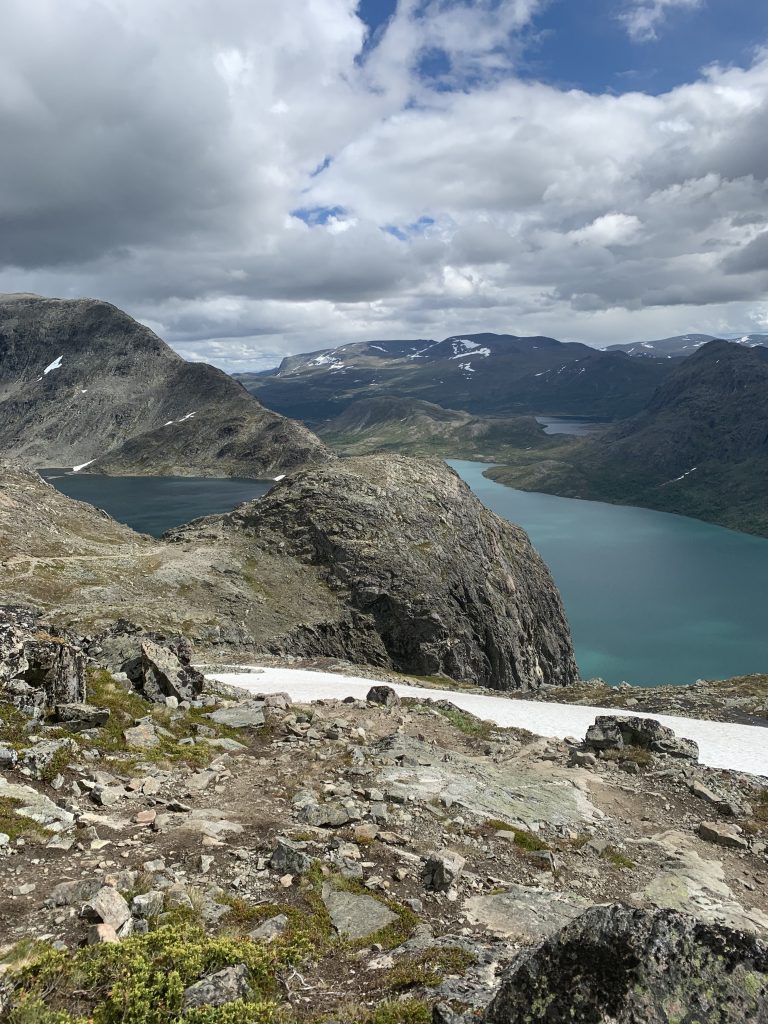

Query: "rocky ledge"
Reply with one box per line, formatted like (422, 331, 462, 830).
(1, 611, 767, 1023)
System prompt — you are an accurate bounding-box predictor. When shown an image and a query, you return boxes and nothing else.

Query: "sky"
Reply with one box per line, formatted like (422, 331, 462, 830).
(1, 0, 767, 370)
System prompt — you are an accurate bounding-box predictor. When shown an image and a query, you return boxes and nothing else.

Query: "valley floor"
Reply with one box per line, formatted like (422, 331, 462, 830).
(208, 666, 768, 777)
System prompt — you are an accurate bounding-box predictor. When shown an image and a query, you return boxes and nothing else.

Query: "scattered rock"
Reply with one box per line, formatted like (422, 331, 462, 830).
(182, 964, 252, 1009)
(422, 850, 466, 892)
(207, 705, 265, 729)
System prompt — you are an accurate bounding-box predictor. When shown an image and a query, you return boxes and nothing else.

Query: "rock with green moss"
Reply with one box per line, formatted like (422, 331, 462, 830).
(483, 904, 768, 1023)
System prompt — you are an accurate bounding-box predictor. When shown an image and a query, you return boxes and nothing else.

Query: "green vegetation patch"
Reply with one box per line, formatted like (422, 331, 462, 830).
(427, 704, 495, 741)
(0, 797, 50, 842)
(386, 947, 476, 992)
(483, 819, 550, 852)
(5, 922, 313, 1024)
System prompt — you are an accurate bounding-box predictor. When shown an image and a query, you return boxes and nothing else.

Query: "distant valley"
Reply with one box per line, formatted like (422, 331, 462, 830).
(238, 331, 768, 537)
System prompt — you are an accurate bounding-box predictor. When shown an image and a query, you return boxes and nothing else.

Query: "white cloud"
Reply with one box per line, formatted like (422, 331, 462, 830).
(620, 0, 703, 43)
(0, 1, 766, 369)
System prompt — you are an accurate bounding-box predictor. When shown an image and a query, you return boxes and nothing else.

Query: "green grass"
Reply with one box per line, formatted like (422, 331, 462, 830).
(0, 797, 50, 842)
(483, 819, 550, 851)
(386, 947, 476, 992)
(602, 846, 635, 870)
(427, 704, 495, 740)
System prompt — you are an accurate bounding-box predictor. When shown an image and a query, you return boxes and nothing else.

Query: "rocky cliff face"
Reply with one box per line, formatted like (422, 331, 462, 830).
(1, 458, 577, 690)
(0, 294, 330, 476)
(192, 455, 578, 690)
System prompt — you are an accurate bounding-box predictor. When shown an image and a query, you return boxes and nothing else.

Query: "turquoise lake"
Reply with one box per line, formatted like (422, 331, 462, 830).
(448, 459, 768, 687)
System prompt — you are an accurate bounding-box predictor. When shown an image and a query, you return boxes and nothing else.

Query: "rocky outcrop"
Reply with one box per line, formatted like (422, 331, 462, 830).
(213, 456, 578, 690)
(0, 294, 331, 476)
(483, 904, 768, 1023)
(93, 620, 204, 702)
(584, 715, 699, 761)
(0, 606, 86, 716)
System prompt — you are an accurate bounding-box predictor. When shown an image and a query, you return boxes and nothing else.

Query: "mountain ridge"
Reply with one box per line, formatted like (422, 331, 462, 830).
(0, 294, 331, 477)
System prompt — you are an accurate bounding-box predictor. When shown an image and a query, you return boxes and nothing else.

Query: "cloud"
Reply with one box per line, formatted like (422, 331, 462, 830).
(619, 0, 704, 43)
(0, 1, 766, 369)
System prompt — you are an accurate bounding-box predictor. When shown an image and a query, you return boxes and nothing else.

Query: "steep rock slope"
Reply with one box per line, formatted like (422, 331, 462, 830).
(0, 459, 578, 690)
(0, 294, 330, 476)
(237, 333, 672, 423)
(489, 341, 768, 536)
(176, 455, 578, 690)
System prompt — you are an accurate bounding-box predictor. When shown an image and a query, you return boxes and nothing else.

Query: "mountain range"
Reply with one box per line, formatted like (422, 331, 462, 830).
(488, 341, 768, 536)
(605, 334, 768, 359)
(0, 294, 329, 476)
(237, 333, 673, 423)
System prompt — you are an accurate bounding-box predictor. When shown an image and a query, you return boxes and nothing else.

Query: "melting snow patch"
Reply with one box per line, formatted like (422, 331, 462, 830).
(273, 474, 286, 481)
(72, 460, 95, 473)
(458, 361, 475, 373)
(43, 355, 63, 375)
(668, 467, 698, 484)
(208, 667, 768, 776)
(178, 411, 196, 422)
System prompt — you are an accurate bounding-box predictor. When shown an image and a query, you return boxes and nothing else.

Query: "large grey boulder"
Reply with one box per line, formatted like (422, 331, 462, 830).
(141, 638, 203, 703)
(584, 715, 699, 761)
(482, 904, 768, 1023)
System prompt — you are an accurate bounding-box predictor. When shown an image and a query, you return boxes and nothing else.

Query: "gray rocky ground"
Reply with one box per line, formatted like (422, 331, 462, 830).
(1, 611, 767, 1023)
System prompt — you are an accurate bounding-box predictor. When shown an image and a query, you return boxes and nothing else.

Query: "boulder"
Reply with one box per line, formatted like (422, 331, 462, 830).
(21, 738, 78, 779)
(207, 704, 265, 729)
(141, 639, 203, 703)
(482, 904, 768, 1023)
(51, 703, 109, 731)
(249, 914, 290, 942)
(422, 850, 466, 892)
(366, 685, 400, 707)
(269, 838, 313, 875)
(698, 821, 749, 850)
(0, 607, 86, 716)
(584, 716, 699, 761)
(81, 887, 132, 932)
(123, 720, 160, 749)
(182, 964, 252, 1009)
(321, 885, 398, 941)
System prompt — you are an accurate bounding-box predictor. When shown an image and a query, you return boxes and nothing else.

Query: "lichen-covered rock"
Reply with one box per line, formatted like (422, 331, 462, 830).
(224, 456, 578, 691)
(141, 638, 203, 702)
(584, 715, 699, 761)
(482, 904, 768, 1023)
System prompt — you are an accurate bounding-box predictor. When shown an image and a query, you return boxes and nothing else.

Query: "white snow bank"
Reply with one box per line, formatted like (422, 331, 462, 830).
(72, 460, 95, 473)
(43, 355, 63, 375)
(208, 667, 768, 777)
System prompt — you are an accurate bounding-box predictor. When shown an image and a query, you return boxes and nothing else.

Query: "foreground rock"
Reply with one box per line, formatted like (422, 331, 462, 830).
(0, 606, 85, 716)
(483, 904, 768, 1023)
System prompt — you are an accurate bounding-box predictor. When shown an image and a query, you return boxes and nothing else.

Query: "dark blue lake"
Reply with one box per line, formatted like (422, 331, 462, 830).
(449, 459, 768, 687)
(40, 471, 272, 537)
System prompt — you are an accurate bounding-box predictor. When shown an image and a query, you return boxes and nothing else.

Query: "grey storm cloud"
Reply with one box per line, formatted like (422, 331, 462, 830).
(1, 0, 768, 368)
